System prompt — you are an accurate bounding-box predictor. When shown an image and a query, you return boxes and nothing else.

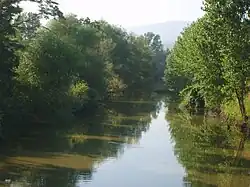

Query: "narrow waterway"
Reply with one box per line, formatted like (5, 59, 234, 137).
(77, 104, 185, 187)
(0, 100, 250, 187)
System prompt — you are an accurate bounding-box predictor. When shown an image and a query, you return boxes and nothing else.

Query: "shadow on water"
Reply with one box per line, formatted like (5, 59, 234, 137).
(166, 109, 250, 187)
(0, 94, 162, 187)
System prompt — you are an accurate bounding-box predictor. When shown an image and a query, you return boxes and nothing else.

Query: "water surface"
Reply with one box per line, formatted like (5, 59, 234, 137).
(0, 100, 250, 187)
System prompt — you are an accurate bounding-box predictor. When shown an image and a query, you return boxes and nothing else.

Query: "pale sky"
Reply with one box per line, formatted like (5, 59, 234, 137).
(22, 0, 204, 27)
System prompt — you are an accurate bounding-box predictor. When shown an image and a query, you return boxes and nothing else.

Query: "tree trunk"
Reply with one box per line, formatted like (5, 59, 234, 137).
(236, 89, 247, 121)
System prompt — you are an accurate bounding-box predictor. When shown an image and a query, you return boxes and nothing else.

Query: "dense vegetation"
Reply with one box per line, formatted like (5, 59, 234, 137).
(164, 0, 250, 121)
(0, 1, 167, 139)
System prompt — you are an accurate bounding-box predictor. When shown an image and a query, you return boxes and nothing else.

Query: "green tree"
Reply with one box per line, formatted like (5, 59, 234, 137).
(15, 12, 41, 40)
(0, 8, 166, 139)
(165, 4, 250, 118)
(202, 0, 250, 119)
(144, 32, 168, 82)
(0, 0, 62, 125)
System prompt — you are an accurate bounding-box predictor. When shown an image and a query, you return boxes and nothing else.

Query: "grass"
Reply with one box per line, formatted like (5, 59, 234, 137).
(68, 134, 126, 143)
(222, 96, 250, 121)
(5, 153, 102, 170)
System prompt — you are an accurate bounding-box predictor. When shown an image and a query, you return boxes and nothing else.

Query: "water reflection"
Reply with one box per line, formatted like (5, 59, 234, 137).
(166, 110, 250, 187)
(3, 97, 250, 187)
(0, 95, 161, 187)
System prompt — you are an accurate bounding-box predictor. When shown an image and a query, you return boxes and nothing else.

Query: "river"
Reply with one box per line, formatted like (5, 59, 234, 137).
(0, 99, 250, 187)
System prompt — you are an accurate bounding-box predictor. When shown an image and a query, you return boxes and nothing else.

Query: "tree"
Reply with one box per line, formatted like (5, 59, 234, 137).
(15, 12, 41, 40)
(164, 17, 225, 109)
(165, 4, 250, 118)
(144, 32, 168, 81)
(202, 0, 250, 119)
(0, 0, 62, 122)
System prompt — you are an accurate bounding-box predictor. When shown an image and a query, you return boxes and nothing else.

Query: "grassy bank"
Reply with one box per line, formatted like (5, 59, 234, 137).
(168, 94, 250, 125)
(222, 97, 250, 121)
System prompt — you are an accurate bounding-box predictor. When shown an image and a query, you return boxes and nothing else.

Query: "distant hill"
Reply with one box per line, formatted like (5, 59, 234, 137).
(127, 21, 191, 48)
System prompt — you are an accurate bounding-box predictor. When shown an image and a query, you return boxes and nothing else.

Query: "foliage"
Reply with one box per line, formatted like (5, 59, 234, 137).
(222, 97, 250, 121)
(164, 1, 250, 119)
(0, 2, 167, 138)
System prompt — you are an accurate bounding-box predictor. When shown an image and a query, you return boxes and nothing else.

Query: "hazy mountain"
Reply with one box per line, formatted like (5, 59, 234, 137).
(127, 21, 191, 48)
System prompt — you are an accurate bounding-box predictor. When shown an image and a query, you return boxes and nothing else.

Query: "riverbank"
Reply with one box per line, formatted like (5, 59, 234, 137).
(222, 97, 250, 121)
(166, 94, 250, 128)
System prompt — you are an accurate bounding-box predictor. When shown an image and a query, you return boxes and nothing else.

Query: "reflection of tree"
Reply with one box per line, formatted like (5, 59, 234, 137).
(0, 94, 161, 187)
(0, 166, 90, 187)
(166, 111, 250, 187)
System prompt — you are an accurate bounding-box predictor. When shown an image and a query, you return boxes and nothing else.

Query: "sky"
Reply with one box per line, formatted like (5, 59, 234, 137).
(22, 0, 204, 27)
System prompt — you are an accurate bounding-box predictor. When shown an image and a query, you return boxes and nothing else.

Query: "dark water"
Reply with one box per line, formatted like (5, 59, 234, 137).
(0, 99, 250, 187)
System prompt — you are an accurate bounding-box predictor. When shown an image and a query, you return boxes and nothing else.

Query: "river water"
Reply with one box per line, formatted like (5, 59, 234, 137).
(0, 100, 250, 187)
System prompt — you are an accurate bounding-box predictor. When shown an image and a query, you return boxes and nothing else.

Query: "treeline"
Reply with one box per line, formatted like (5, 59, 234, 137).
(0, 1, 167, 138)
(165, 0, 250, 120)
